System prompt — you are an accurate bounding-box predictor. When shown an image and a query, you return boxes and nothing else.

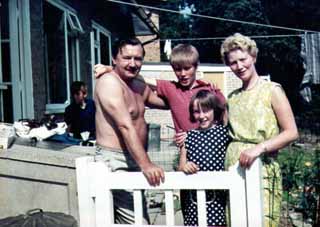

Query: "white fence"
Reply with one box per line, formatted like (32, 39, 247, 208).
(76, 156, 264, 227)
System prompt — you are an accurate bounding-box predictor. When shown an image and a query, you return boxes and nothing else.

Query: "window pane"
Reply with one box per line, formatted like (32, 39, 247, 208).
(0, 0, 9, 39)
(67, 12, 83, 33)
(94, 47, 99, 64)
(94, 29, 98, 42)
(3, 85, 13, 123)
(100, 33, 110, 65)
(68, 35, 77, 82)
(1, 43, 11, 82)
(43, 2, 67, 104)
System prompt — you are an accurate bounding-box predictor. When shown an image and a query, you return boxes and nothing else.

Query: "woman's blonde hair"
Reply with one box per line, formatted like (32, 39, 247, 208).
(220, 33, 258, 65)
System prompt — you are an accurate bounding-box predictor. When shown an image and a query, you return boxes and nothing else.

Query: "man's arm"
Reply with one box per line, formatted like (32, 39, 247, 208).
(96, 76, 164, 186)
(94, 64, 158, 89)
(94, 64, 168, 109)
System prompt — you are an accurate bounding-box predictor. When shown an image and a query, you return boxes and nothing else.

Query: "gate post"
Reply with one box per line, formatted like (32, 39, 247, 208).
(246, 159, 264, 227)
(76, 156, 96, 227)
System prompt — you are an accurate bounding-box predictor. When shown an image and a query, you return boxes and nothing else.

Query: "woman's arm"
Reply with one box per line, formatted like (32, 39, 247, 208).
(239, 85, 299, 168)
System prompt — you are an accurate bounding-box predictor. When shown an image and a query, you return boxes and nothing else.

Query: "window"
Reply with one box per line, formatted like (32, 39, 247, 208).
(43, 0, 83, 113)
(0, 0, 12, 122)
(91, 22, 111, 92)
(67, 12, 83, 33)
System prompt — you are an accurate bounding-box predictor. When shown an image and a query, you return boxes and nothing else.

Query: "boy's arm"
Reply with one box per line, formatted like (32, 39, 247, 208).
(142, 77, 157, 90)
(135, 76, 169, 109)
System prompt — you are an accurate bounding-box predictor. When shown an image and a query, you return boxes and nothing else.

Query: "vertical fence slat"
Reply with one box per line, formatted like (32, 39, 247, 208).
(229, 165, 247, 227)
(133, 190, 143, 225)
(197, 189, 207, 227)
(164, 190, 175, 225)
(94, 162, 114, 227)
(246, 159, 264, 227)
(75, 156, 96, 227)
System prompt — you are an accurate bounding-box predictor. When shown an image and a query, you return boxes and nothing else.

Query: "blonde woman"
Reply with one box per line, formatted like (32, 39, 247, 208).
(221, 33, 298, 227)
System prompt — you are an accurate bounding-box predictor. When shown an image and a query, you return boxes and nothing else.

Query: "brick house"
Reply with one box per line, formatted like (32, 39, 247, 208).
(0, 0, 159, 123)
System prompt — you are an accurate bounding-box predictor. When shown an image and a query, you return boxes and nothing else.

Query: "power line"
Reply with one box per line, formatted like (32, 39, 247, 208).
(158, 34, 303, 42)
(106, 0, 319, 33)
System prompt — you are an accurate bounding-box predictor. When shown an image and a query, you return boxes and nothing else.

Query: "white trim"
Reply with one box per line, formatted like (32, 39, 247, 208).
(46, 0, 77, 14)
(45, 103, 68, 114)
(92, 21, 111, 37)
(21, 0, 34, 119)
(76, 38, 81, 80)
(90, 21, 112, 94)
(90, 31, 95, 93)
(67, 12, 84, 33)
(9, 0, 22, 121)
(3, 0, 34, 121)
(64, 11, 71, 105)
(0, 19, 2, 83)
(45, 1, 83, 113)
(0, 8, 3, 121)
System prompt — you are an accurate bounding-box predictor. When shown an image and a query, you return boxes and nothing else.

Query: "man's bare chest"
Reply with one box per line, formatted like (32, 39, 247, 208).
(124, 89, 145, 120)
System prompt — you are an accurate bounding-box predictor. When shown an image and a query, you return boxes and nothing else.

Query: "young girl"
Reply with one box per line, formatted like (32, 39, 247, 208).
(178, 89, 229, 227)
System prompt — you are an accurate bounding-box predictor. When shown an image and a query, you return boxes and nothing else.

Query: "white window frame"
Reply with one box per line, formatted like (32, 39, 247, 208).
(45, 0, 83, 114)
(90, 21, 112, 93)
(0, 0, 34, 122)
(67, 12, 83, 33)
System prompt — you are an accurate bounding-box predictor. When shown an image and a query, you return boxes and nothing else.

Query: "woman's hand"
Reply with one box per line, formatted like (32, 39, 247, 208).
(239, 145, 264, 168)
(94, 64, 113, 79)
(181, 161, 200, 174)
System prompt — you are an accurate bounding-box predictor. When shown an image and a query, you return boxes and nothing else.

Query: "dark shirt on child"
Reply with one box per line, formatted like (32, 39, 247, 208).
(64, 98, 96, 139)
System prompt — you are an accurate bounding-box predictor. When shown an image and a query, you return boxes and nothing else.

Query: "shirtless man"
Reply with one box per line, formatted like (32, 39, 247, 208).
(94, 38, 165, 224)
(95, 37, 165, 184)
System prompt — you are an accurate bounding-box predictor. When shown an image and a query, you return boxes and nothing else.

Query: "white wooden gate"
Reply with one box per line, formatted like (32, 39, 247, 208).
(76, 156, 264, 227)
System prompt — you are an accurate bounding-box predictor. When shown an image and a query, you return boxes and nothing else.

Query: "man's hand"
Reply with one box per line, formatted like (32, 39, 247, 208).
(141, 163, 165, 186)
(174, 130, 187, 147)
(181, 161, 199, 174)
(94, 64, 113, 79)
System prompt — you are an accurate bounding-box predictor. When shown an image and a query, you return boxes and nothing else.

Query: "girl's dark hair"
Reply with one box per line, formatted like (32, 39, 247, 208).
(189, 90, 225, 124)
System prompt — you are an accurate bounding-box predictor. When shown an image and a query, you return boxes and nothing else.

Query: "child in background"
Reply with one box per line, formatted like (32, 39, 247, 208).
(64, 81, 96, 140)
(178, 89, 229, 227)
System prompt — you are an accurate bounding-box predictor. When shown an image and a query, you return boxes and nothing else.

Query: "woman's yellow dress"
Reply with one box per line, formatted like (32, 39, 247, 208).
(226, 79, 282, 227)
